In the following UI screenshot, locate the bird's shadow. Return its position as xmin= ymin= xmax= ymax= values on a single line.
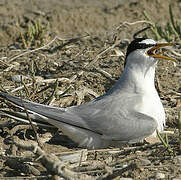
xmin=48 ymin=133 xmax=78 ymax=149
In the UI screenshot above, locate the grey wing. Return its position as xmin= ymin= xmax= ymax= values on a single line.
xmin=0 ymin=92 xmax=157 ymax=142
xmin=72 ymin=97 xmax=158 ymax=142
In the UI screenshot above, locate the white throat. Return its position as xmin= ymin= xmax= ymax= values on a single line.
xmin=120 ymin=51 xmax=157 ymax=94
xmin=124 ymin=61 xmax=156 ymax=94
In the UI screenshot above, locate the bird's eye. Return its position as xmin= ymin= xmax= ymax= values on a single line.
xmin=137 ymin=44 xmax=143 ymax=48
xmin=155 ymin=49 xmax=159 ymax=54
xmin=137 ymin=43 xmax=155 ymax=49
xmin=137 ymin=43 xmax=147 ymax=49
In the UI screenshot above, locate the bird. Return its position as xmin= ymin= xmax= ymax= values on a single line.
xmin=0 ymin=38 xmax=175 ymax=149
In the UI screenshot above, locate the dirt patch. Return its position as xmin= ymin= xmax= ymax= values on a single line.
xmin=0 ymin=0 xmax=181 ymax=179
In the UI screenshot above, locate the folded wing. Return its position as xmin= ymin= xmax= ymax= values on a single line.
xmin=0 ymin=92 xmax=157 ymax=143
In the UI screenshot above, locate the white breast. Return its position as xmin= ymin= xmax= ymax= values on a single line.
xmin=136 ymin=91 xmax=165 ymax=136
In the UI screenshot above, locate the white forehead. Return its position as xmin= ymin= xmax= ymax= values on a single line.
xmin=140 ymin=39 xmax=156 ymax=45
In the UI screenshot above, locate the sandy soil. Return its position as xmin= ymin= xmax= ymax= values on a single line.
xmin=0 ymin=0 xmax=181 ymax=179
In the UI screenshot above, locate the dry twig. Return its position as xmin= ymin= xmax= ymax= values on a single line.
xmin=19 ymin=90 xmax=42 ymax=148
xmin=13 ymin=137 xmax=94 ymax=180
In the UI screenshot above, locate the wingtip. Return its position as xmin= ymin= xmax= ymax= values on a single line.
xmin=0 ymin=91 xmax=20 ymax=105
xmin=0 ymin=91 xmax=8 ymax=98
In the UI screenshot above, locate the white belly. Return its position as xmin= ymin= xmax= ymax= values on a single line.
xmin=135 ymin=92 xmax=165 ymax=136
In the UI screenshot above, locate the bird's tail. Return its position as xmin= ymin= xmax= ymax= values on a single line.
xmin=0 ymin=109 xmax=55 ymax=128
xmin=0 ymin=91 xmax=68 ymax=126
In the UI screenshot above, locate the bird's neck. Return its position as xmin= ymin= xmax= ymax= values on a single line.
xmin=117 ymin=62 xmax=157 ymax=94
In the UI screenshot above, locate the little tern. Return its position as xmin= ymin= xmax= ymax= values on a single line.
xmin=0 ymin=38 xmax=175 ymax=149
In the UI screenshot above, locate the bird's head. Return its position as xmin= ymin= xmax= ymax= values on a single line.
xmin=124 ymin=38 xmax=175 ymax=68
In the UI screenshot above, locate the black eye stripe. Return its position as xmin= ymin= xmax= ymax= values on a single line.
xmin=137 ymin=43 xmax=155 ymax=49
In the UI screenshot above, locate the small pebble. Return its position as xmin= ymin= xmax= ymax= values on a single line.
xmin=11 ymin=75 xmax=24 ymax=83
xmin=175 ymin=73 xmax=181 ymax=77
xmin=12 ymin=62 xmax=20 ymax=66
xmin=56 ymin=90 xmax=64 ymax=96
xmin=174 ymin=155 xmax=181 ymax=164
xmin=155 ymin=172 xmax=165 ymax=179
xmin=35 ymin=76 xmax=44 ymax=82
xmin=139 ymin=158 xmax=151 ymax=166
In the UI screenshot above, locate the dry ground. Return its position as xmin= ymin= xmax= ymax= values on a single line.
xmin=0 ymin=0 xmax=181 ymax=179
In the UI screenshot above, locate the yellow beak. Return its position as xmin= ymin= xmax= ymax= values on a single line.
xmin=147 ymin=43 xmax=176 ymax=61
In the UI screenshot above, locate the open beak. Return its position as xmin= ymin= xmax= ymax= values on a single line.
xmin=147 ymin=43 xmax=176 ymax=61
